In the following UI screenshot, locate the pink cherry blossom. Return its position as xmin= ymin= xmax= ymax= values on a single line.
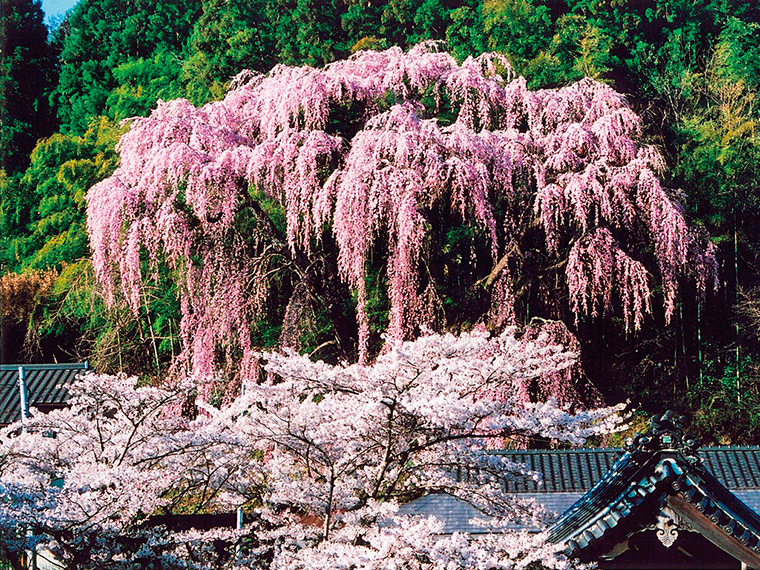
xmin=0 ymin=329 xmax=624 ymax=569
xmin=87 ymin=42 xmax=715 ymax=377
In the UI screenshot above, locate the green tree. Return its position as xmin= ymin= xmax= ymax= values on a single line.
xmin=269 ymin=0 xmax=346 ymax=66
xmin=527 ymin=15 xmax=612 ymax=88
xmin=342 ymin=0 xmax=385 ymax=51
xmin=563 ymin=0 xmax=760 ymax=126
xmin=0 ymin=0 xmax=56 ymax=172
xmin=0 ymin=119 xmax=120 ymax=272
xmin=482 ymin=0 xmax=553 ymax=71
xmin=673 ymin=19 xmax=760 ymax=442
xmin=0 ymin=120 xmax=181 ymax=372
xmin=53 ymin=0 xmax=201 ymax=134
xmin=446 ymin=5 xmax=486 ymax=63
xmin=30 ymin=258 xmax=183 ymax=377
xmin=482 ymin=2 xmax=613 ymax=89
xmin=182 ymin=0 xmax=276 ymax=105
xmin=106 ymin=51 xmax=184 ymax=120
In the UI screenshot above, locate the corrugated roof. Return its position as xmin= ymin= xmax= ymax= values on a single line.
xmin=0 ymin=363 xmax=89 ymax=425
xmin=485 ymin=447 xmax=760 ymax=493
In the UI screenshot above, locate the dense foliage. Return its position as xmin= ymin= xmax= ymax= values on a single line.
xmin=0 ymin=330 xmax=624 ymax=569
xmin=3 ymin=0 xmax=760 ymax=443
xmin=52 ymin=0 xmax=201 ymax=134
xmin=0 ymin=0 xmax=56 ymax=173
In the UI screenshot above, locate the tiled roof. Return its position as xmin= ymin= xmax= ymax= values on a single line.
xmin=546 ymin=412 xmax=760 ymax=568
xmin=396 ymin=492 xmax=585 ymax=533
xmin=398 ymin=446 xmax=760 ymax=537
xmin=485 ymin=447 xmax=760 ymax=493
xmin=735 ymin=491 xmax=760 ymax=516
xmin=701 ymin=448 xmax=760 ymax=489
xmin=397 ymin=488 xmax=760 ymax=535
xmin=397 ymin=493 xmax=512 ymax=534
xmin=0 ymin=363 xmax=89 ymax=425
xmin=491 ymin=449 xmax=622 ymax=493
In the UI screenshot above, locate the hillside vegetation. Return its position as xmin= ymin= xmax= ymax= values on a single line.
xmin=3 ymin=0 xmax=760 ymax=443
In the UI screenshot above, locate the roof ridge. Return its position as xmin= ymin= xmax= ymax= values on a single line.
xmin=0 ymin=363 xmax=88 ymax=371
xmin=491 ymin=446 xmax=760 ymax=454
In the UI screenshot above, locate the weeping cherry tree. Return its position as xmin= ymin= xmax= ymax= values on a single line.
xmin=86 ymin=43 xmax=717 ymax=381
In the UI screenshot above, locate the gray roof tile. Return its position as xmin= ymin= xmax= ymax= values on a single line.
xmin=396 ymin=492 xmax=585 ymax=534
xmin=485 ymin=448 xmax=760 ymax=493
xmin=735 ymin=491 xmax=760 ymax=515
xmin=0 ymin=364 xmax=89 ymax=425
xmin=402 ymin=448 xmax=760 ymax=537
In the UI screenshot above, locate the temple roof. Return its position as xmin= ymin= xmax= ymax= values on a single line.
xmin=489 ymin=446 xmax=760 ymax=493
xmin=399 ymin=450 xmax=760 ymax=537
xmin=399 ymin=413 xmax=760 ymax=570
xmin=546 ymin=411 xmax=760 ymax=568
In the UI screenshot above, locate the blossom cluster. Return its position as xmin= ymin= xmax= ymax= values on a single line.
xmin=0 ymin=329 xmax=625 ymax=569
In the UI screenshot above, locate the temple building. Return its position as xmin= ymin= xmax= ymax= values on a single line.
xmin=547 ymin=412 xmax=760 ymax=569
xmin=399 ymin=412 xmax=760 ymax=569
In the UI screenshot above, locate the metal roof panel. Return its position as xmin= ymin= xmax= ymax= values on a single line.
xmin=0 ymin=364 xmax=88 ymax=425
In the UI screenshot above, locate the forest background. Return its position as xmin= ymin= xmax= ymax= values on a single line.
xmin=2 ymin=0 xmax=760 ymax=444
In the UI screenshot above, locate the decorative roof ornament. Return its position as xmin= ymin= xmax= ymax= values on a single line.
xmin=623 ymin=409 xmax=701 ymax=465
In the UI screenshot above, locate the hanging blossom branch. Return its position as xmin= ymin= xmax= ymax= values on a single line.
xmin=87 ymin=42 xmax=717 ymax=375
